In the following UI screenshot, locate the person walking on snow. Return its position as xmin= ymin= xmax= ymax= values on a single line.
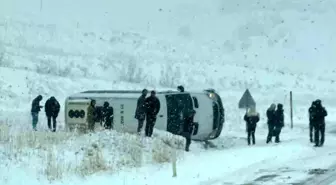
xmin=87 ymin=99 xmax=96 ymax=132
xmin=144 ymin=90 xmax=160 ymax=137
xmin=102 ymin=101 xmax=114 ymax=129
xmin=266 ymin=103 xmax=276 ymax=143
xmin=44 ymin=96 xmax=60 ymax=132
xmin=177 ymin=85 xmax=185 ymax=92
xmin=308 ymin=101 xmax=316 ymax=143
xmin=31 ymin=95 xmax=43 ymax=131
xmin=311 ymin=99 xmax=327 ymax=147
xmin=135 ymin=89 xmax=148 ymax=133
xmin=274 ymin=103 xmax=284 ymax=143
xmin=182 ymin=109 xmax=196 ymax=151
xmin=244 ymin=107 xmax=260 ymax=145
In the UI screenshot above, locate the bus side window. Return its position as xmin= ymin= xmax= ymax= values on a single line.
xmin=192 ymin=97 xmax=199 ymax=108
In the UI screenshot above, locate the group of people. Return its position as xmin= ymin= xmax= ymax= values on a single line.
xmin=31 ymin=90 xmax=328 ymax=151
xmin=75 ymin=87 xmax=194 ymax=151
xmin=31 ymin=95 xmax=60 ymax=131
xmin=84 ymin=89 xmax=162 ymax=138
xmin=86 ymin=100 xmax=114 ymax=131
xmin=135 ymin=86 xmax=196 ymax=151
xmin=308 ymin=99 xmax=328 ymax=147
xmin=243 ymin=99 xmax=328 ymax=147
xmin=134 ymin=89 xmax=161 ymax=137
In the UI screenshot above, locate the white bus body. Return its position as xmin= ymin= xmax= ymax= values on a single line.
xmin=64 ymin=89 xmax=224 ymax=141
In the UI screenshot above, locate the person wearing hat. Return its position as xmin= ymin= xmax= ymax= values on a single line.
xmin=135 ymin=89 xmax=148 ymax=133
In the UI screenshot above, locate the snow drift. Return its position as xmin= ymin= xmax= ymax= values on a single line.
xmin=0 ymin=123 xmax=187 ymax=181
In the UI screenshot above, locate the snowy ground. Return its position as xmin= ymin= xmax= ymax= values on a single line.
xmin=2 ymin=122 xmax=336 ymax=185
xmin=1 ymin=0 xmax=336 ymax=184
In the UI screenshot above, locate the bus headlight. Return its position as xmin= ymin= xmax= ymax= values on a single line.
xmin=208 ymin=93 xmax=215 ymax=99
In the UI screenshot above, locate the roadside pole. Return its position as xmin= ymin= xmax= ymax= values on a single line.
xmin=172 ymin=149 xmax=177 ymax=177
xmin=290 ymin=91 xmax=293 ymax=129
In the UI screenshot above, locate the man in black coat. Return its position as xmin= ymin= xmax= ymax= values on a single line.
xmin=308 ymin=101 xmax=316 ymax=143
xmin=31 ymin=95 xmax=43 ymax=131
xmin=135 ymin=89 xmax=148 ymax=133
xmin=266 ymin=103 xmax=276 ymax=143
xmin=144 ymin=90 xmax=160 ymax=137
xmin=44 ymin=96 xmax=60 ymax=132
xmin=274 ymin=103 xmax=284 ymax=143
xmin=311 ymin=99 xmax=327 ymax=147
xmin=183 ymin=110 xmax=196 ymax=151
xmin=102 ymin=101 xmax=114 ymax=129
xmin=244 ymin=107 xmax=260 ymax=145
xmin=177 ymin=85 xmax=185 ymax=92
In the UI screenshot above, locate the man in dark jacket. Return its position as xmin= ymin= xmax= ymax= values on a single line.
xmin=135 ymin=89 xmax=148 ymax=133
xmin=312 ymin=99 xmax=327 ymax=147
xmin=274 ymin=103 xmax=284 ymax=143
xmin=266 ymin=103 xmax=276 ymax=143
xmin=244 ymin=107 xmax=260 ymax=145
xmin=177 ymin=85 xmax=185 ymax=92
xmin=183 ymin=110 xmax=196 ymax=151
xmin=31 ymin=95 xmax=43 ymax=131
xmin=87 ymin=99 xmax=96 ymax=131
xmin=44 ymin=96 xmax=60 ymax=132
xmin=102 ymin=101 xmax=114 ymax=129
xmin=94 ymin=106 xmax=103 ymax=126
xmin=144 ymin=90 xmax=160 ymax=137
xmin=308 ymin=101 xmax=316 ymax=143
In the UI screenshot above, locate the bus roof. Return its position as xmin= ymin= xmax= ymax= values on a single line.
xmin=80 ymin=90 xmax=185 ymax=94
xmin=80 ymin=88 xmax=216 ymax=94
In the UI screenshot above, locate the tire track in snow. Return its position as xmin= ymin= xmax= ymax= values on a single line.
xmin=198 ymin=140 xmax=336 ymax=185
xmin=299 ymin=128 xmax=336 ymax=185
xmin=299 ymin=163 xmax=336 ymax=185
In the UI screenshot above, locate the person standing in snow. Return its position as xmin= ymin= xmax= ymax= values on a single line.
xmin=44 ymin=96 xmax=60 ymax=132
xmin=31 ymin=95 xmax=43 ymax=131
xmin=182 ymin=109 xmax=196 ymax=151
xmin=144 ymin=90 xmax=160 ymax=137
xmin=135 ymin=89 xmax=148 ymax=133
xmin=266 ymin=103 xmax=276 ymax=143
xmin=94 ymin=106 xmax=104 ymax=126
xmin=87 ymin=99 xmax=96 ymax=132
xmin=244 ymin=107 xmax=260 ymax=145
xmin=274 ymin=103 xmax=284 ymax=143
xmin=311 ymin=99 xmax=327 ymax=147
xmin=102 ymin=101 xmax=114 ymax=129
xmin=177 ymin=85 xmax=185 ymax=92
xmin=308 ymin=101 xmax=316 ymax=143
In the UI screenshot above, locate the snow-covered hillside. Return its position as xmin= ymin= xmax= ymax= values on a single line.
xmin=1 ymin=0 xmax=336 ymax=184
